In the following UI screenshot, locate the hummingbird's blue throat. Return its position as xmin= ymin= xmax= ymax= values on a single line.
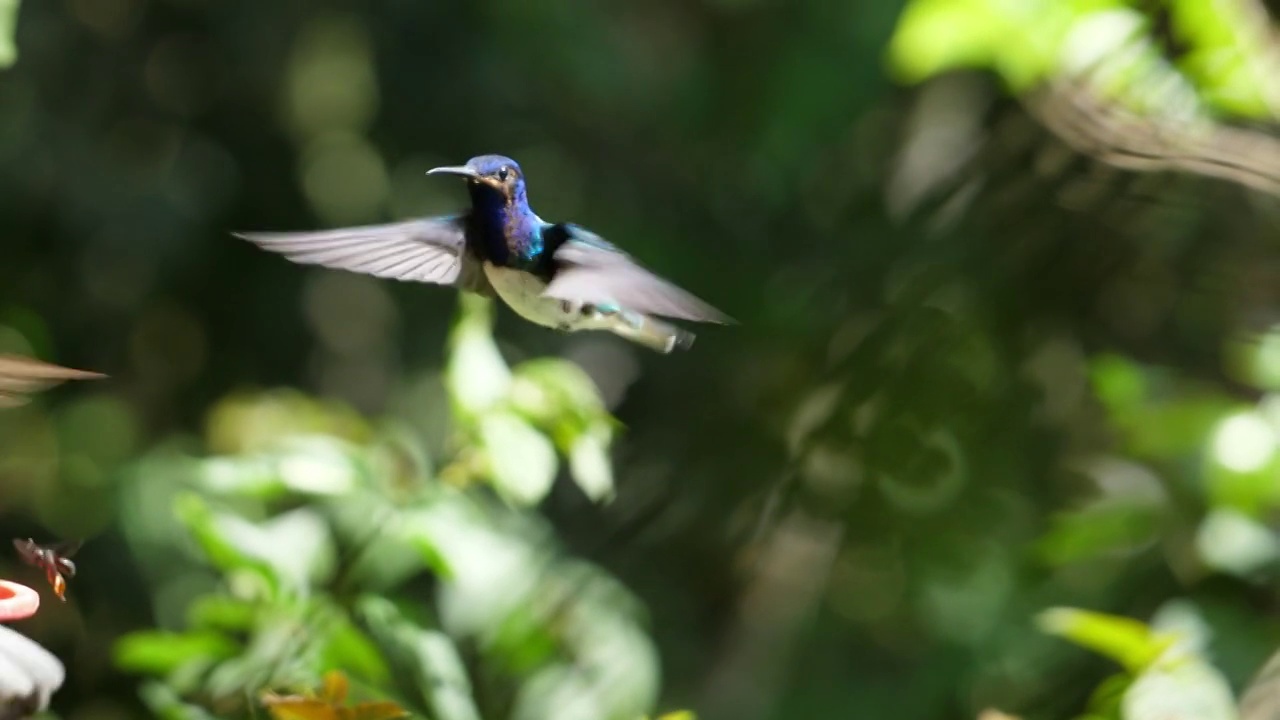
xmin=468 ymin=180 xmax=544 ymax=267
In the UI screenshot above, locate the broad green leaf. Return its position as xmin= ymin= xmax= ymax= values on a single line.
xmin=139 ymin=681 xmax=222 ymax=720
xmin=446 ymin=295 xmax=511 ymax=416
xmin=568 ymin=424 xmax=615 ymax=502
xmin=319 ymin=615 xmax=391 ymax=686
xmin=1036 ymin=501 xmax=1162 ymax=566
xmin=273 ymin=436 xmax=363 ymax=495
xmin=173 ymin=493 xmax=278 ymax=589
xmin=186 ymin=595 xmax=258 ymax=632
xmin=114 ymin=630 xmax=239 ymax=674
xmin=199 ymin=456 xmax=287 ymax=498
xmin=175 ymin=495 xmax=337 ymax=592
xmin=358 ymin=596 xmax=483 ymax=720
xmin=510 ymin=358 xmax=607 ymax=427
xmin=479 ymin=412 xmax=557 ymax=505
xmin=1037 ymin=607 xmax=1172 ymax=672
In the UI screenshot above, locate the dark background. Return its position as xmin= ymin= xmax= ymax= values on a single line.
xmin=4 ymin=1 xmax=1280 ymax=719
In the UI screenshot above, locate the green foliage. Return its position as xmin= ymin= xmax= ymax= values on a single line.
xmin=0 ymin=0 xmax=18 ymax=69
xmin=112 ymin=298 xmax=654 ymax=720
xmin=1040 ymin=604 xmax=1239 ymax=720
xmin=889 ymin=0 xmax=1279 ymax=119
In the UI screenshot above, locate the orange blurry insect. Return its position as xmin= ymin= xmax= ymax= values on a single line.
xmin=13 ymin=539 xmax=81 ymax=602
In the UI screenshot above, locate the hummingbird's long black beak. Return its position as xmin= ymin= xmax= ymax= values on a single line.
xmin=426 ymin=165 xmax=480 ymax=179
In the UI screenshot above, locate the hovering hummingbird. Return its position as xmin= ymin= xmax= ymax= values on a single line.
xmin=235 ymin=154 xmax=732 ymax=353
xmin=0 ymin=355 xmax=105 ymax=408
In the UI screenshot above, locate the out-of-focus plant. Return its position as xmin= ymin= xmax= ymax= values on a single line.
xmin=1039 ymin=603 xmax=1239 ymax=720
xmin=0 ymin=0 xmax=19 ymax=70
xmin=889 ymin=0 xmax=1279 ymax=119
xmin=112 ymin=295 xmax=657 ymax=720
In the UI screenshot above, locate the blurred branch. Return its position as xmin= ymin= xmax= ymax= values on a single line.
xmin=1028 ymin=79 xmax=1280 ymax=198
xmin=0 ymin=355 xmax=106 ymax=408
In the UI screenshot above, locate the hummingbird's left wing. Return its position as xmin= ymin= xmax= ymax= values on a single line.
xmin=0 ymin=356 xmax=105 ymax=408
xmin=542 ymin=224 xmax=734 ymax=324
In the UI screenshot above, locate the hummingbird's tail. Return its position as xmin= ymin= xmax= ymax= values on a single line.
xmin=605 ymin=312 xmax=696 ymax=353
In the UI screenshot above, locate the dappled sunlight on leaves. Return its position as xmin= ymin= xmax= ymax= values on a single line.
xmin=112 ymin=297 xmax=652 ymax=720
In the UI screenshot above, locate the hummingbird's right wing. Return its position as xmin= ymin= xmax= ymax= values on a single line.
xmin=542 ymin=224 xmax=733 ymax=324
xmin=0 ymin=356 xmax=105 ymax=408
xmin=234 ymin=216 xmax=493 ymax=295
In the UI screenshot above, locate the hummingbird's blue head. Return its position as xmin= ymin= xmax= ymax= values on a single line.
xmin=427 ymin=155 xmax=525 ymax=205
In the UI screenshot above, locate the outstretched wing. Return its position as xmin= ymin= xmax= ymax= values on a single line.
xmin=235 ymin=216 xmax=492 ymax=294
xmin=0 ymin=356 xmax=105 ymax=408
xmin=542 ymin=224 xmax=733 ymax=324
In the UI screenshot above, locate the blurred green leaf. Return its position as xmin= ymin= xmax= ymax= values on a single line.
xmin=138 ymin=681 xmax=223 ymax=720
xmin=0 ymin=0 xmax=18 ymax=69
xmin=176 ymin=495 xmax=337 ymax=592
xmin=358 ymin=596 xmax=483 ymax=720
xmin=1036 ymin=501 xmax=1163 ymax=565
xmin=115 ymin=630 xmax=239 ymax=675
xmin=1037 ymin=607 xmax=1172 ymax=673
xmin=186 ymin=595 xmax=258 ymax=632
xmin=480 ymin=412 xmax=558 ymax=505
xmin=447 ymin=295 xmax=511 ymax=417
xmin=319 ymin=613 xmax=391 ymax=687
xmin=174 ymin=493 xmax=279 ymax=590
xmin=510 ymin=358 xmax=608 ymax=429
xmin=568 ymin=424 xmax=615 ymax=502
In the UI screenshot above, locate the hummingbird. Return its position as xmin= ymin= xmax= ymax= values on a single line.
xmin=235 ymin=154 xmax=731 ymax=352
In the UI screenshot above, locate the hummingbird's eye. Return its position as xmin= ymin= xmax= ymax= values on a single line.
xmin=497 ymin=167 xmax=510 ymax=182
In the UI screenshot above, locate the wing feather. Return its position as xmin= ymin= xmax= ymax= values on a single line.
xmin=0 ymin=356 xmax=105 ymax=408
xmin=543 ymin=224 xmax=733 ymax=324
xmin=234 ymin=216 xmax=483 ymax=291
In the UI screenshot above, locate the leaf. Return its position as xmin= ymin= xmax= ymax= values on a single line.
xmin=0 ymin=0 xmax=21 ymax=69
xmin=1035 ymin=501 xmax=1162 ymax=565
xmin=262 ymin=696 xmax=339 ymax=720
xmin=1124 ymin=655 xmax=1239 ymax=720
xmin=319 ymin=616 xmax=391 ymax=686
xmin=446 ymin=294 xmax=511 ymax=416
xmin=358 ymin=596 xmax=483 ymax=720
xmin=139 ymin=681 xmax=222 ymax=720
xmin=186 ymin=595 xmax=258 ymax=632
xmin=479 ymin=412 xmax=557 ymax=505
xmin=114 ymin=630 xmax=239 ymax=674
xmin=510 ymin=359 xmax=607 ymax=427
xmin=568 ymin=424 xmax=615 ymax=502
xmin=1037 ymin=607 xmax=1172 ymax=673
xmin=173 ymin=493 xmax=278 ymax=587
xmin=177 ymin=496 xmax=337 ymax=592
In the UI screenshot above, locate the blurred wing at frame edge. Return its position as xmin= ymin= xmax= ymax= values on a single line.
xmin=0 ymin=355 xmax=106 ymax=409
